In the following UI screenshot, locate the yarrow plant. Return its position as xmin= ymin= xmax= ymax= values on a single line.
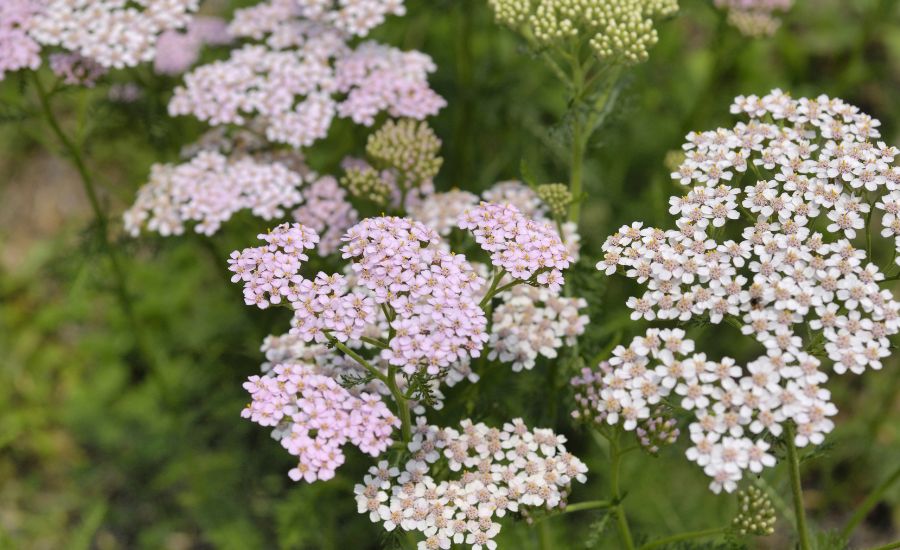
xmin=593 ymin=89 xmax=900 ymax=546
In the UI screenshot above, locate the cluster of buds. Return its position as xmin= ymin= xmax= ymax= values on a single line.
xmin=343 ymin=120 xmax=443 ymax=210
xmin=635 ymin=413 xmax=680 ymax=455
xmin=537 ymin=183 xmax=573 ymax=219
xmin=732 ymin=486 xmax=777 ymax=536
xmin=488 ymin=0 xmax=678 ymax=65
xmin=715 ymin=0 xmax=793 ymax=37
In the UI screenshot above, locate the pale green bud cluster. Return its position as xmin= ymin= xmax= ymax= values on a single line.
xmin=537 ymin=183 xmax=573 ymax=219
xmin=366 ymin=119 xmax=443 ymax=189
xmin=732 ymin=486 xmax=776 ymax=536
xmin=488 ymin=0 xmax=678 ymax=65
xmin=343 ymin=166 xmax=394 ymax=206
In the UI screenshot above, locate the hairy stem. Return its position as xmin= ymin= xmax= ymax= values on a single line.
xmin=638 ymin=527 xmax=727 ymax=550
xmin=785 ymin=423 xmax=813 ymax=550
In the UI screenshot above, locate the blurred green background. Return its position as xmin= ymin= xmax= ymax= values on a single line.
xmin=1 ymin=0 xmax=898 ymax=548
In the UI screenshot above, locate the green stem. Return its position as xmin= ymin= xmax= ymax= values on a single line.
xmin=478 ymin=269 xmax=507 ymax=308
xmin=360 ymin=336 xmax=390 ymax=350
xmin=869 ymin=541 xmax=900 ymax=550
xmin=638 ymin=527 xmax=727 ymax=550
xmin=386 ymin=366 xmax=412 ymax=443
xmin=785 ymin=423 xmax=813 ymax=550
xmin=325 ymin=335 xmax=411 ymax=443
xmin=568 ymin=124 xmax=585 ymax=223
xmin=609 ymin=430 xmax=636 ymax=550
xmin=842 ymin=464 xmax=900 ymax=540
xmin=30 ymin=71 xmax=154 ymax=378
xmin=325 ymin=335 xmax=389 ymax=384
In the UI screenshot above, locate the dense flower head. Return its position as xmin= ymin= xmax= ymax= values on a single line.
xmin=715 ymin=0 xmax=793 ymax=37
xmin=48 ymin=53 xmax=106 ymax=87
xmin=169 ymin=39 xmax=442 ymax=149
xmin=124 ymin=151 xmax=304 ymax=237
xmin=536 ymin=183 xmax=573 ymax=219
xmin=482 ymin=180 xmax=547 ymax=218
xmin=355 ymin=419 xmax=587 ymax=549
xmin=489 ymin=285 xmax=588 ymax=371
xmin=28 ymin=0 xmax=199 ymax=69
xmin=292 ymin=176 xmax=358 ymax=255
xmin=575 ymin=328 xmax=835 ymax=493
xmin=242 ymin=360 xmax=399 ymax=482
xmin=340 ymin=217 xmax=489 ymax=375
xmin=334 ymin=42 xmax=446 ymax=126
xmin=732 ymin=486 xmax=777 ymax=535
xmin=344 ymin=119 xmax=443 ymax=209
xmin=459 ymin=202 xmax=573 ymax=292
xmin=0 ymin=0 xmax=42 ymax=80
xmin=599 ymin=90 xmax=900 ymax=377
xmin=154 ymin=16 xmax=231 ymax=75
xmin=228 ymin=222 xmax=322 ymax=309
xmin=488 ymin=0 xmax=678 ymax=65
xmin=231 ymin=0 xmax=405 ymax=40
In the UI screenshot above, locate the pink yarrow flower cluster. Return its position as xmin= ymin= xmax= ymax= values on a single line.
xmin=575 ymin=328 xmax=833 ymax=493
xmin=341 ymin=217 xmax=489 ymax=375
xmin=0 ymin=0 xmax=41 ymax=80
xmin=459 ymin=202 xmax=572 ymax=292
xmin=355 ymin=419 xmax=587 ymax=550
xmin=124 ymin=151 xmax=304 ymax=237
xmin=231 ymin=0 xmax=405 ymax=39
xmin=230 ymin=218 xmax=489 ymax=377
xmin=411 ymin=182 xmax=588 ymax=372
xmin=599 ymin=90 xmax=900 ymax=377
xmin=28 ymin=0 xmax=199 ymax=69
xmin=228 ymin=222 xmax=323 ymax=309
xmin=243 ymin=360 xmax=398 ymax=482
xmin=169 ymin=4 xmax=443 ymax=150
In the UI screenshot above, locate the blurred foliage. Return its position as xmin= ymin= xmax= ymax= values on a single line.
xmin=1 ymin=0 xmax=899 ymax=548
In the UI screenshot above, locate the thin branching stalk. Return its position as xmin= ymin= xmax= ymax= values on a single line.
xmin=30 ymin=71 xmax=156 ymax=379
xmin=785 ymin=422 xmax=813 ymax=550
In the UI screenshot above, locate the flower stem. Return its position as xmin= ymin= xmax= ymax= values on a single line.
xmin=30 ymin=71 xmax=155 ymax=379
xmin=638 ymin=527 xmax=727 ymax=550
xmin=325 ymin=334 xmax=412 ymax=444
xmin=869 ymin=541 xmax=900 ymax=550
xmin=842 ymin=463 xmax=900 ymax=541
xmin=608 ymin=430 xmax=636 ymax=550
xmin=785 ymin=423 xmax=813 ymax=550
xmin=386 ymin=366 xmax=412 ymax=443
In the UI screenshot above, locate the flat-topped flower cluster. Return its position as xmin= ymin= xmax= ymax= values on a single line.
xmin=243 ymin=360 xmax=399 ymax=482
xmin=1 ymin=0 xmax=200 ymax=79
xmin=169 ymin=1 xmax=443 ymax=149
xmin=355 ymin=419 xmax=587 ymax=550
xmin=599 ymin=90 xmax=900 ymax=377
xmin=573 ymin=328 xmax=833 ymax=493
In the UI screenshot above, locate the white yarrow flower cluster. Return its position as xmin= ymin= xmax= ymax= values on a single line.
xmin=588 ymin=328 xmax=834 ymax=493
xmin=124 ymin=151 xmax=304 ymax=237
xmin=355 ymin=419 xmax=587 ymax=550
xmin=490 ymin=285 xmax=589 ymax=372
xmin=600 ymin=90 xmax=900 ymax=377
